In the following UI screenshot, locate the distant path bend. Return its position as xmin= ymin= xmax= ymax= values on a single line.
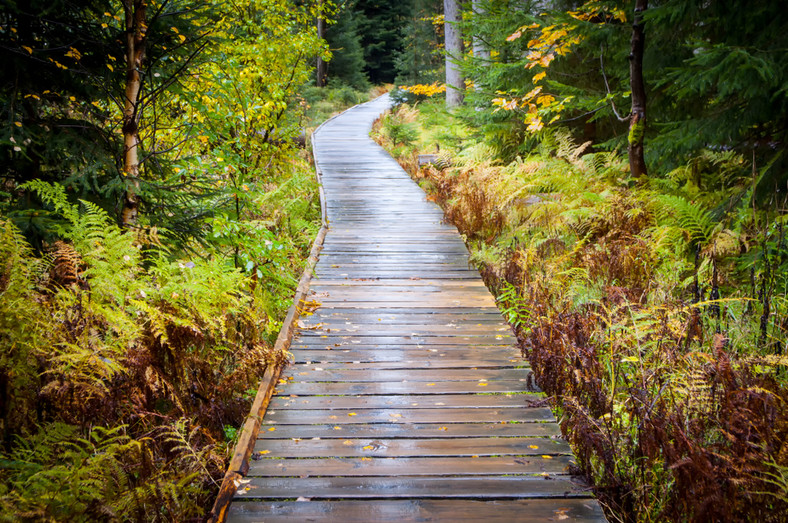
xmin=226 ymin=95 xmax=607 ymax=522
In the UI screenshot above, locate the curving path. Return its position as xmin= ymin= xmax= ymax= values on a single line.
xmin=225 ymin=95 xmax=606 ymax=521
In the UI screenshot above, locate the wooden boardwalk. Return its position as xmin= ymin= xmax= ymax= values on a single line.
xmin=226 ymin=96 xmax=606 ymax=521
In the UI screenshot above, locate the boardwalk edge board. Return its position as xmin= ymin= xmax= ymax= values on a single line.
xmin=207 ymin=98 xmax=361 ymax=523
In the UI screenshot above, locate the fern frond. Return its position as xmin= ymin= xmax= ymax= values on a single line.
xmin=655 ymin=195 xmax=717 ymax=246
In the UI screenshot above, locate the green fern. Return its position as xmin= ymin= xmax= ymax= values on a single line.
xmin=655 ymin=194 xmax=717 ymax=246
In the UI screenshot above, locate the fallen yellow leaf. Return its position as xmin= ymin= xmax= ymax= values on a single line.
xmin=542 ymin=455 xmax=553 ymax=459
xmin=348 ymin=412 xmax=357 ymax=417
xmin=362 ymin=445 xmax=374 ymax=450
xmin=267 ymin=427 xmax=276 ymax=432
xmin=529 ymin=445 xmax=539 ymax=449
xmin=333 ymin=426 xmax=341 ymax=430
xmin=258 ymin=450 xmax=270 ymax=455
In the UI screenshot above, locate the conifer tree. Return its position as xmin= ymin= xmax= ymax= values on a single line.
xmin=325 ymin=0 xmax=369 ymax=89
xmin=355 ymin=0 xmax=413 ymax=84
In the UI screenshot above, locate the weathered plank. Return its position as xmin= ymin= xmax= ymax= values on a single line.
xmin=251 ymin=437 xmax=571 ymax=458
xmin=233 ymin=476 xmax=591 ymax=500
xmin=248 ymin=455 xmax=575 ymax=476
xmin=227 ymin=500 xmax=605 ymax=522
xmin=264 ymin=407 xmax=554 ymax=424
xmin=281 ymin=368 xmax=527 ymax=383
xmin=269 ymin=393 xmax=542 ymax=410
xmin=251 ymin=422 xmax=561 ymax=439
xmin=276 ymin=379 xmax=541 ymax=396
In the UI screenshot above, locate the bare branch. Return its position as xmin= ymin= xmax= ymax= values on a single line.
xmin=600 ymin=43 xmax=630 ymax=122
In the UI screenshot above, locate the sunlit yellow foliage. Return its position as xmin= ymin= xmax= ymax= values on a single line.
xmin=568 ymin=1 xmax=627 ymax=23
xmin=400 ymin=82 xmax=447 ymax=97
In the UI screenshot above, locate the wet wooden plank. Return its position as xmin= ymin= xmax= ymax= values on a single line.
xmin=264 ymin=407 xmax=554 ymax=425
xmin=313 ymin=271 xmax=483 ymax=280
xmin=248 ymin=455 xmax=575 ymax=476
xmin=233 ymin=476 xmax=591 ymax=500
xmin=291 ymin=336 xmax=515 ymax=347
xmin=297 ymin=325 xmax=512 ymax=337
xmin=282 ymin=368 xmax=527 ymax=382
xmin=304 ymin=311 xmax=506 ymax=323
xmin=227 ymin=499 xmax=605 ymax=522
xmin=276 ymin=380 xmax=541 ymax=396
xmin=289 ymin=349 xmax=519 ymax=363
xmin=252 ymin=437 xmax=571 ymax=458
xmin=270 ymin=393 xmax=541 ymax=410
xmin=284 ymin=359 xmax=518 ymax=370
xmin=254 ymin=422 xmax=561 ymax=439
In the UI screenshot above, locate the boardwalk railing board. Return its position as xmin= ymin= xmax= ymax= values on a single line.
xmin=221 ymin=95 xmax=607 ymax=522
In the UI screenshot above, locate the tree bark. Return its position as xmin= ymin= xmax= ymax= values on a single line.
xmin=121 ymin=0 xmax=147 ymax=227
xmin=628 ymin=0 xmax=648 ymax=178
xmin=316 ymin=0 xmax=327 ymax=87
xmin=443 ymin=0 xmax=464 ymax=107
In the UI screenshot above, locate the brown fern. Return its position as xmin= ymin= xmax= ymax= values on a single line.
xmin=49 ymin=241 xmax=84 ymax=288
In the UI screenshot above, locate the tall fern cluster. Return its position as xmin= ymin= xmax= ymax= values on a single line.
xmin=0 ymin=177 xmax=315 ymax=520
xmin=375 ymin=101 xmax=788 ymax=521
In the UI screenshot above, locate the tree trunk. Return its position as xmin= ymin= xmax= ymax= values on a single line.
xmin=316 ymin=0 xmax=327 ymax=87
xmin=628 ymin=0 xmax=648 ymax=178
xmin=443 ymin=0 xmax=464 ymax=107
xmin=121 ymin=0 xmax=146 ymax=227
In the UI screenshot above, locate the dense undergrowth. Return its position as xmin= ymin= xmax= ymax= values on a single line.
xmin=374 ymin=101 xmax=788 ymax=522
xmin=0 ymin=161 xmax=319 ymax=520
